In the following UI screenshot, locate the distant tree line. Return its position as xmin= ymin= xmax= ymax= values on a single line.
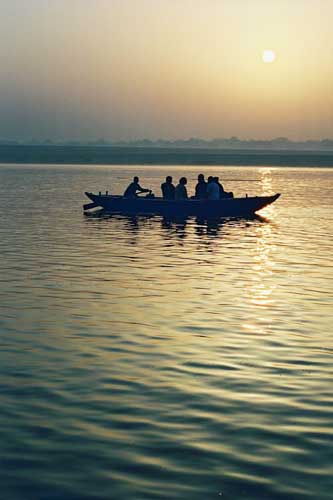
xmin=1 ymin=137 xmax=333 ymax=150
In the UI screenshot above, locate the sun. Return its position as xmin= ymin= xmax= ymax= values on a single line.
xmin=262 ymin=50 xmax=276 ymax=63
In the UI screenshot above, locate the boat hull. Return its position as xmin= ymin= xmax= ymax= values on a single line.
xmin=84 ymin=193 xmax=280 ymax=217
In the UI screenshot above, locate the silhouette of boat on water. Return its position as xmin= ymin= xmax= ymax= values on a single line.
xmin=84 ymin=192 xmax=280 ymax=217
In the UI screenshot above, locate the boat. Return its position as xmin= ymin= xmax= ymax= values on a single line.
xmin=83 ymin=192 xmax=280 ymax=217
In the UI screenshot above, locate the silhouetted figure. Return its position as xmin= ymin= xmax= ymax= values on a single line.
xmin=206 ymin=176 xmax=220 ymax=200
xmin=195 ymin=174 xmax=207 ymax=199
xmin=175 ymin=177 xmax=188 ymax=200
xmin=123 ymin=176 xmax=150 ymax=198
xmin=214 ymin=177 xmax=225 ymax=198
xmin=214 ymin=176 xmax=234 ymax=199
xmin=161 ymin=176 xmax=176 ymax=200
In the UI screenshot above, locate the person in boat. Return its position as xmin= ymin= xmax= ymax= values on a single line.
xmin=161 ymin=176 xmax=176 ymax=200
xmin=175 ymin=177 xmax=188 ymax=200
xmin=195 ymin=174 xmax=207 ymax=199
xmin=214 ymin=176 xmax=234 ymax=199
xmin=214 ymin=177 xmax=226 ymax=198
xmin=206 ymin=176 xmax=220 ymax=200
xmin=123 ymin=176 xmax=151 ymax=198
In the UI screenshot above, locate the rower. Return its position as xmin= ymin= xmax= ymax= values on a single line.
xmin=123 ymin=176 xmax=151 ymax=198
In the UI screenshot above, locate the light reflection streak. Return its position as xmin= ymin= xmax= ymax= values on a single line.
xmin=243 ymin=169 xmax=277 ymax=335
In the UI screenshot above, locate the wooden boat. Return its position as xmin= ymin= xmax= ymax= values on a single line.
xmin=83 ymin=192 xmax=280 ymax=217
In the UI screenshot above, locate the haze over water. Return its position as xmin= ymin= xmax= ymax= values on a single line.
xmin=0 ymin=164 xmax=332 ymax=499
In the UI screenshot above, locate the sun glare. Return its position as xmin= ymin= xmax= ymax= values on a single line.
xmin=262 ymin=50 xmax=276 ymax=63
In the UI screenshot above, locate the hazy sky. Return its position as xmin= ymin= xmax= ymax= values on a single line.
xmin=1 ymin=0 xmax=332 ymax=141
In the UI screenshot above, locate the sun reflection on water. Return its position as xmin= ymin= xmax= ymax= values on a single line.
xmin=243 ymin=169 xmax=278 ymax=335
xmin=259 ymin=167 xmax=274 ymax=194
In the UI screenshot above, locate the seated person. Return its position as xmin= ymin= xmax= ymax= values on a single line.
xmin=161 ymin=176 xmax=176 ymax=200
xmin=123 ymin=176 xmax=150 ymax=198
xmin=195 ymin=174 xmax=207 ymax=199
xmin=175 ymin=177 xmax=188 ymax=200
xmin=214 ymin=176 xmax=234 ymax=198
xmin=214 ymin=177 xmax=225 ymax=198
xmin=206 ymin=176 xmax=220 ymax=200
xmin=214 ymin=177 xmax=234 ymax=199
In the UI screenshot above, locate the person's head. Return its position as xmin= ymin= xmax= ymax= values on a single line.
xmin=133 ymin=176 xmax=139 ymax=183
xmin=208 ymin=176 xmax=213 ymax=183
xmin=214 ymin=177 xmax=219 ymax=183
xmin=166 ymin=176 xmax=172 ymax=184
xmin=180 ymin=177 xmax=187 ymax=185
xmin=198 ymin=174 xmax=205 ymax=182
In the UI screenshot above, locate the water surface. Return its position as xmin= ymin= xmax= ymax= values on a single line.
xmin=0 ymin=165 xmax=332 ymax=499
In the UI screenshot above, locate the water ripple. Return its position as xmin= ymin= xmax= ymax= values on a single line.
xmin=0 ymin=165 xmax=332 ymax=499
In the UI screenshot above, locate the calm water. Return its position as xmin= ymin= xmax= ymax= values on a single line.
xmin=0 ymin=164 xmax=332 ymax=500
xmin=1 ymin=145 xmax=333 ymax=167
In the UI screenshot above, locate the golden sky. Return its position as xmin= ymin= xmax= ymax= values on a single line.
xmin=1 ymin=0 xmax=333 ymax=141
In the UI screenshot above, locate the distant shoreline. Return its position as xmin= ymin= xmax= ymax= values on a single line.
xmin=0 ymin=145 xmax=333 ymax=167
